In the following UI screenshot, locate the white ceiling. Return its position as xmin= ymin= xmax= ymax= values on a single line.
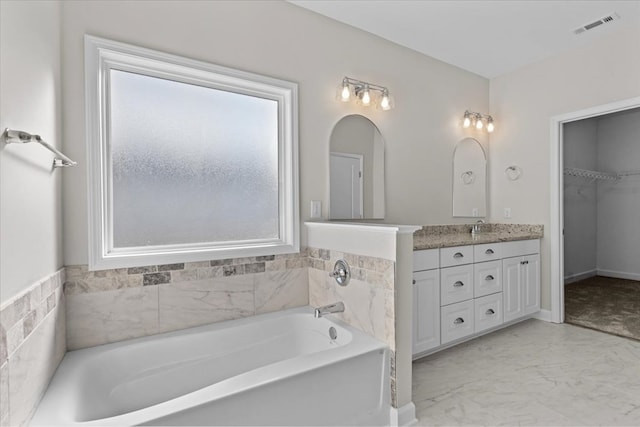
xmin=290 ymin=0 xmax=640 ymax=78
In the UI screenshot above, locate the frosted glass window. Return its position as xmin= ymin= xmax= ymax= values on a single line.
xmin=109 ymin=70 xmax=279 ymax=247
xmin=85 ymin=36 xmax=298 ymax=270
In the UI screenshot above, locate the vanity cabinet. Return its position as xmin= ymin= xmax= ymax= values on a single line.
xmin=412 ymin=249 xmax=440 ymax=354
xmin=413 ymin=239 xmax=540 ymax=358
xmin=503 ymin=254 xmax=540 ymax=322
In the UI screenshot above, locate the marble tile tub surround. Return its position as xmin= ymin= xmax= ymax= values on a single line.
xmin=65 ymin=252 xmax=309 ymax=350
xmin=0 ymin=269 xmax=66 ymax=427
xmin=413 ymin=223 xmax=543 ymax=250
xmin=308 ymin=248 xmax=397 ymax=406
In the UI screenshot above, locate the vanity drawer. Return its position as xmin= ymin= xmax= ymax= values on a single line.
xmin=474 ymin=243 xmax=502 ymax=263
xmin=440 ymin=264 xmax=474 ymax=305
xmin=413 ymin=249 xmax=439 ymax=271
xmin=440 ymin=245 xmax=473 ymax=267
xmin=441 ymin=299 xmax=475 ymax=345
xmin=502 ymin=239 xmax=540 ymax=258
xmin=474 ymin=260 xmax=502 ymax=297
xmin=474 ymin=293 xmax=503 ymax=333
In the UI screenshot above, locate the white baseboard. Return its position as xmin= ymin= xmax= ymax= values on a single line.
xmin=564 ymin=269 xmax=597 ymax=284
xmin=597 ymin=269 xmax=640 ymax=281
xmin=390 ymin=402 xmax=417 ymax=426
xmin=532 ymin=309 xmax=552 ymax=322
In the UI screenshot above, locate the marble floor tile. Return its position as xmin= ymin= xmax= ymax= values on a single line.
xmin=413 ymin=319 xmax=640 ymax=426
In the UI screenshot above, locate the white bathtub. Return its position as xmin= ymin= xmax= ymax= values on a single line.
xmin=31 ymin=307 xmax=390 ymax=426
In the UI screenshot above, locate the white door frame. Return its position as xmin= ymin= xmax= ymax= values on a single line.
xmin=329 ymin=151 xmax=364 ymax=219
xmin=549 ymin=96 xmax=640 ymax=323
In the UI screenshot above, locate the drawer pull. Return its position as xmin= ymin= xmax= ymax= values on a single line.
xmin=453 ymin=281 xmax=464 ymax=287
xmin=485 ymin=249 xmax=495 ymax=255
xmin=520 ymin=260 xmax=529 ymax=265
xmin=485 ymin=275 xmax=495 ymax=281
xmin=485 ymin=309 xmax=495 ymax=315
xmin=453 ymin=252 xmax=464 ymax=259
xmin=453 ymin=317 xmax=465 ymax=325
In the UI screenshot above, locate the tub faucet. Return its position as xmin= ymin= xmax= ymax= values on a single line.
xmin=314 ymin=302 xmax=345 ymax=318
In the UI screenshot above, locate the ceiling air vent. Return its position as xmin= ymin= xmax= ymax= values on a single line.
xmin=573 ymin=13 xmax=620 ymax=35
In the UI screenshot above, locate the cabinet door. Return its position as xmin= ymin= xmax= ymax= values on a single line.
xmin=523 ymin=254 xmax=540 ymax=315
xmin=413 ymin=269 xmax=440 ymax=355
xmin=502 ymin=256 xmax=523 ymax=323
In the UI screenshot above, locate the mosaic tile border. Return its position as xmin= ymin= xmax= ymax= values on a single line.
xmin=0 ymin=269 xmax=65 ymax=365
xmin=307 ymin=247 xmax=395 ymax=290
xmin=65 ymin=250 xmax=310 ymax=295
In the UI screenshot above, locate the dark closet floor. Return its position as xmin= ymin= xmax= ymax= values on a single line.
xmin=565 ymin=275 xmax=640 ymax=341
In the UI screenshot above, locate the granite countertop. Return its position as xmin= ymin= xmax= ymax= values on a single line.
xmin=413 ymin=224 xmax=543 ymax=250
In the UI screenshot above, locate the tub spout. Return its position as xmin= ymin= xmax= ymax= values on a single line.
xmin=314 ymin=302 xmax=345 ymax=318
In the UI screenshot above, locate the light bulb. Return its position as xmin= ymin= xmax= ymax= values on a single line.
xmin=340 ymin=80 xmax=350 ymax=102
xmin=475 ymin=116 xmax=484 ymax=130
xmin=487 ymin=120 xmax=495 ymax=133
xmin=463 ymin=115 xmax=471 ymax=128
xmin=361 ymin=85 xmax=371 ymax=106
xmin=380 ymin=91 xmax=391 ymax=111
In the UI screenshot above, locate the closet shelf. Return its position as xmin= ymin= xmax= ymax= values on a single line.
xmin=564 ymin=167 xmax=620 ymax=181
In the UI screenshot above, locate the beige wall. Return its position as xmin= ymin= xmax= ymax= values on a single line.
xmin=489 ymin=25 xmax=640 ymax=309
xmin=60 ymin=0 xmax=489 ymax=265
xmin=0 ymin=0 xmax=63 ymax=305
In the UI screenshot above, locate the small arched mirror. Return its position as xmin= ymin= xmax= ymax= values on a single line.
xmin=329 ymin=115 xmax=385 ymax=219
xmin=453 ymin=137 xmax=487 ymax=217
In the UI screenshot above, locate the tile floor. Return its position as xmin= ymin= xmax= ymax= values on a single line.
xmin=413 ymin=319 xmax=640 ymax=426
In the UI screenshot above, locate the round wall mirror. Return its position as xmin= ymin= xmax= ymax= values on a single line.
xmin=329 ymin=115 xmax=385 ymax=219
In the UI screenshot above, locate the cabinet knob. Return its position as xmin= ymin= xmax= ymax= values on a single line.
xmin=485 ymin=309 xmax=495 ymax=315
xmin=485 ymin=275 xmax=495 ymax=281
xmin=454 ymin=317 xmax=465 ymax=325
xmin=485 ymin=249 xmax=494 ymax=255
xmin=453 ymin=252 xmax=464 ymax=259
xmin=520 ymin=260 xmax=529 ymax=265
xmin=453 ymin=281 xmax=464 ymax=287
xmin=412 ymin=279 xmax=416 ymax=285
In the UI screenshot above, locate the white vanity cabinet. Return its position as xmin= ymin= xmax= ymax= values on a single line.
xmin=412 ymin=249 xmax=440 ymax=354
xmin=412 ymin=239 xmax=540 ymax=358
xmin=502 ymin=240 xmax=541 ymax=322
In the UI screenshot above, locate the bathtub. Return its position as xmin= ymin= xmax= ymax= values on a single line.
xmin=31 ymin=306 xmax=390 ymax=426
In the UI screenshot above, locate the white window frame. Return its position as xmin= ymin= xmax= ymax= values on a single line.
xmin=85 ymin=35 xmax=299 ymax=270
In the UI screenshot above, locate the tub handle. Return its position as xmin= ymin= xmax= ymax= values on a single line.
xmin=329 ymin=259 xmax=350 ymax=286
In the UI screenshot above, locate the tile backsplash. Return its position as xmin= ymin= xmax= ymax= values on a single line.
xmin=64 ymin=252 xmax=310 ymax=350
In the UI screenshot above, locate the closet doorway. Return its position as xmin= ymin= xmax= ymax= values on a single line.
xmin=561 ymin=107 xmax=640 ymax=340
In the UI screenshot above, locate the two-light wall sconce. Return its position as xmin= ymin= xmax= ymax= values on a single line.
xmin=337 ymin=76 xmax=393 ymax=111
xmin=462 ymin=110 xmax=495 ymax=133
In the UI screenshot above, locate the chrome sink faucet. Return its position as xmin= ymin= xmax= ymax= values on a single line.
xmin=314 ymin=301 xmax=345 ymax=318
xmin=471 ymin=219 xmax=485 ymax=234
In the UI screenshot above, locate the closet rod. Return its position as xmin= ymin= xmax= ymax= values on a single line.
xmin=2 ymin=128 xmax=77 ymax=168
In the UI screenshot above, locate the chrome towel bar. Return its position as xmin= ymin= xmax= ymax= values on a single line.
xmin=2 ymin=128 xmax=77 ymax=168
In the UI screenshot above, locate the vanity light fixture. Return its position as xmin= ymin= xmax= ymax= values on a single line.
xmin=462 ymin=110 xmax=495 ymax=133
xmin=337 ymin=77 xmax=393 ymax=111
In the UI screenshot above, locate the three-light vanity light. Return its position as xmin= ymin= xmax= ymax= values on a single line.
xmin=462 ymin=110 xmax=495 ymax=133
xmin=337 ymin=77 xmax=393 ymax=111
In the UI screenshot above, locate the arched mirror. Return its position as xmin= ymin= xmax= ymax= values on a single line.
xmin=453 ymin=137 xmax=487 ymax=217
xmin=329 ymin=115 xmax=385 ymax=219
